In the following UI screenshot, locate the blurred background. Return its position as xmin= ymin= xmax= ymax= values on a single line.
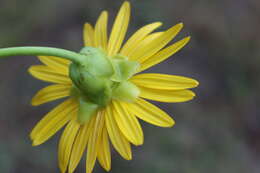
xmin=0 ymin=0 xmax=260 ymax=172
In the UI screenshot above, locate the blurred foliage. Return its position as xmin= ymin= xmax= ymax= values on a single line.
xmin=0 ymin=0 xmax=260 ymax=173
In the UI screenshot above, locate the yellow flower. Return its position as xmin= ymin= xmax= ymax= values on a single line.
xmin=28 ymin=1 xmax=198 ymax=173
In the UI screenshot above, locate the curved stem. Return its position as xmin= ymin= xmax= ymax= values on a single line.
xmin=0 ymin=46 xmax=85 ymax=64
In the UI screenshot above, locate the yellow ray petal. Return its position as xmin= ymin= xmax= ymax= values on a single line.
xmin=140 ymin=36 xmax=190 ymax=72
xmin=112 ymin=101 xmax=143 ymax=146
xmin=97 ymin=125 xmax=111 ymax=171
xmin=105 ymin=105 xmax=132 ymax=160
xmin=38 ymin=56 xmax=70 ymax=74
xmin=31 ymin=84 xmax=71 ymax=106
xmin=86 ymin=111 xmax=105 ymax=173
xmin=58 ymin=118 xmax=80 ymax=173
xmin=131 ymin=73 xmax=198 ymax=90
xmin=83 ymin=23 xmax=95 ymax=47
xmin=68 ymin=117 xmax=95 ymax=173
xmin=128 ymin=23 xmax=183 ymax=63
xmin=107 ymin=1 xmax=130 ymax=56
xmin=120 ymin=22 xmax=162 ymax=56
xmin=123 ymin=31 xmax=163 ymax=61
xmin=138 ymin=86 xmax=195 ymax=103
xmin=28 ymin=65 xmax=71 ymax=84
xmin=31 ymin=99 xmax=77 ymax=145
xmin=94 ymin=11 xmax=108 ymax=50
xmin=30 ymin=98 xmax=75 ymax=139
xmin=126 ymin=98 xmax=175 ymax=127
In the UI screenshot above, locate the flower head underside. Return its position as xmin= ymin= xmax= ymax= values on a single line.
xmin=28 ymin=1 xmax=199 ymax=173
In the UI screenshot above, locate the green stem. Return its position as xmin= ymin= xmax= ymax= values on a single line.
xmin=0 ymin=46 xmax=84 ymax=64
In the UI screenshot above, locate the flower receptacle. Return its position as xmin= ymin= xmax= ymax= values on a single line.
xmin=69 ymin=47 xmax=140 ymax=123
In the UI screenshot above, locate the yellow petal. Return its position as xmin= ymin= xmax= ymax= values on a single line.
xmin=123 ymin=31 xmax=163 ymax=61
xmin=30 ymin=98 xmax=75 ymax=139
xmin=38 ymin=56 xmax=70 ymax=74
xmin=86 ymin=111 xmax=105 ymax=173
xmin=83 ymin=23 xmax=95 ymax=47
xmin=31 ymin=98 xmax=77 ymax=145
xmin=107 ymin=1 xmax=130 ymax=56
xmin=58 ymin=118 xmax=80 ymax=173
xmin=112 ymin=101 xmax=143 ymax=146
xmin=105 ymin=105 xmax=132 ymax=160
xmin=131 ymin=73 xmax=198 ymax=90
xmin=68 ymin=117 xmax=95 ymax=173
xmin=138 ymin=86 xmax=196 ymax=103
xmin=140 ymin=36 xmax=190 ymax=72
xmin=97 ymin=126 xmax=111 ymax=171
xmin=127 ymin=98 xmax=175 ymax=127
xmin=28 ymin=65 xmax=71 ymax=84
xmin=128 ymin=23 xmax=183 ymax=63
xmin=94 ymin=11 xmax=108 ymax=50
xmin=120 ymin=22 xmax=162 ymax=56
xmin=31 ymin=84 xmax=71 ymax=106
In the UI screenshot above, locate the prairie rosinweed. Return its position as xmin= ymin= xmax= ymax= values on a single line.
xmin=26 ymin=1 xmax=199 ymax=173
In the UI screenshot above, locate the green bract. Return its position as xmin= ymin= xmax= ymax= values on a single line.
xmin=69 ymin=47 xmax=140 ymax=123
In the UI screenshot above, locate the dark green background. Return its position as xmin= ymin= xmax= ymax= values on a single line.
xmin=0 ymin=0 xmax=260 ymax=172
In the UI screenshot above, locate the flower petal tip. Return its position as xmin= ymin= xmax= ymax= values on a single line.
xmin=32 ymin=140 xmax=40 ymax=146
xmin=103 ymin=166 xmax=111 ymax=172
xmin=27 ymin=66 xmax=33 ymax=74
xmin=123 ymin=1 xmax=130 ymax=7
xmin=154 ymin=22 xmax=163 ymax=28
xmin=165 ymin=119 xmax=175 ymax=128
xmin=177 ymin=22 xmax=184 ymax=29
xmin=137 ymin=142 xmax=144 ymax=146
xmin=125 ymin=154 xmax=132 ymax=161
xmin=185 ymin=36 xmax=191 ymax=41
xmin=121 ymin=1 xmax=130 ymax=11
xmin=170 ymin=119 xmax=176 ymax=127
xmin=31 ymin=100 xmax=38 ymax=106
xmin=101 ymin=10 xmax=108 ymax=15
xmin=84 ymin=23 xmax=92 ymax=27
xmin=194 ymin=80 xmax=199 ymax=87
xmin=132 ymin=139 xmax=144 ymax=146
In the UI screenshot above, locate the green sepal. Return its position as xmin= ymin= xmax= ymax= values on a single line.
xmin=110 ymin=55 xmax=140 ymax=82
xmin=69 ymin=63 xmax=112 ymax=106
xmin=80 ymin=47 xmax=114 ymax=77
xmin=112 ymin=81 xmax=140 ymax=102
xmin=70 ymin=46 xmax=117 ymax=106
xmin=77 ymin=97 xmax=99 ymax=124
